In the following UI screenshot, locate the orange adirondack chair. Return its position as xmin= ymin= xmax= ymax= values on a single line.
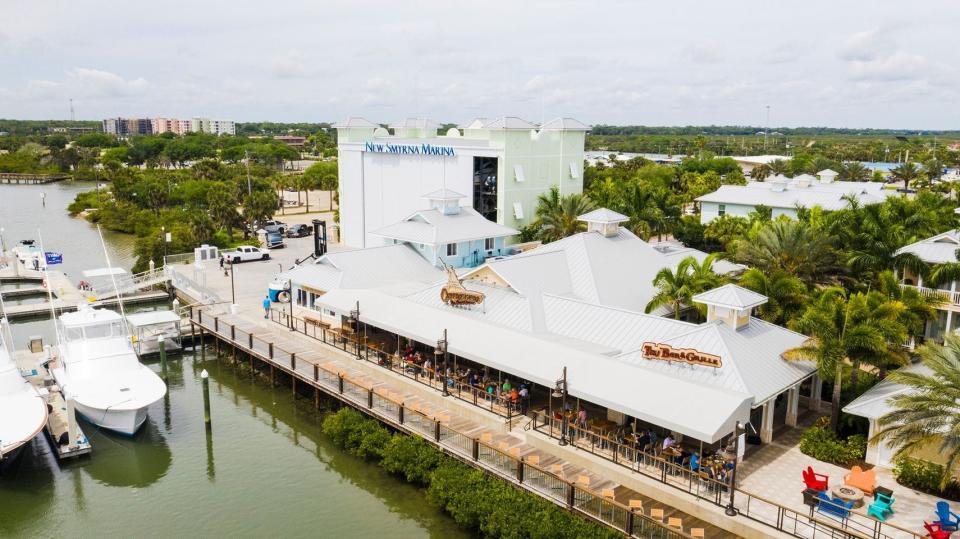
xmin=843 ymin=466 xmax=876 ymax=495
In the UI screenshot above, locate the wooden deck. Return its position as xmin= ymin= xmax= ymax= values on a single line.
xmin=15 ymin=350 xmax=91 ymax=460
xmin=192 ymin=310 xmax=733 ymax=539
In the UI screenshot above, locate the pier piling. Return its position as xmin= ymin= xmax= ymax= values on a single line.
xmin=158 ymin=335 xmax=168 ymax=382
xmin=201 ymin=369 xmax=211 ymax=427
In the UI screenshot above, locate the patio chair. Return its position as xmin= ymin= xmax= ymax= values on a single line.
xmin=667 ymin=517 xmax=683 ymax=531
xmin=843 ymin=465 xmax=877 ymax=496
xmin=866 ymin=492 xmax=895 ymax=522
xmin=650 ymin=508 xmax=664 ymax=522
xmin=628 ymin=499 xmax=644 ymax=512
xmin=802 ymin=466 xmax=829 ymax=491
xmin=815 ymin=491 xmax=854 ymax=520
xmin=925 ymin=521 xmax=953 ymax=539
xmin=690 ymin=528 xmax=705 ymax=538
xmin=935 ymin=501 xmax=960 ymax=532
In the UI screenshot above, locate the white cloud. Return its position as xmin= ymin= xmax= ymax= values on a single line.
xmin=67 ymin=68 xmax=147 ymax=98
xmin=270 ymin=50 xmax=309 ymax=79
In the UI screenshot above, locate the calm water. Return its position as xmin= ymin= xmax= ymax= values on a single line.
xmin=0 ymin=183 xmax=467 ymax=538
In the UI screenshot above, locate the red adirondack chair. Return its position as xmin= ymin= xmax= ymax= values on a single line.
xmin=802 ymin=466 xmax=829 ymax=491
xmin=925 ymin=521 xmax=953 ymax=539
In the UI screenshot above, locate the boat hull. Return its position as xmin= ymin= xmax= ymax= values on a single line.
xmin=74 ymin=402 xmax=149 ymax=436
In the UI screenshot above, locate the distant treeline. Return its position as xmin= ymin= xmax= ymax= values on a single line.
xmin=0 ymin=120 xmax=100 ymax=135
xmin=589 ymin=125 xmax=960 ymax=137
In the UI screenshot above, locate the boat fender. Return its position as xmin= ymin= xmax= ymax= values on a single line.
xmin=41 ymin=279 xmax=47 ymax=288
xmin=57 ymin=432 xmax=68 ymax=446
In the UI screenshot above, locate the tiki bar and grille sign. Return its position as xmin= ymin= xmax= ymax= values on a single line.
xmin=641 ymin=342 xmax=723 ymax=368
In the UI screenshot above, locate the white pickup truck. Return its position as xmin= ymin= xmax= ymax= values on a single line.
xmin=222 ymin=246 xmax=270 ymax=263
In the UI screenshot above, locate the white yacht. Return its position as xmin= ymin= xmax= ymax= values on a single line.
xmin=0 ymin=320 xmax=47 ymax=461
xmin=51 ymin=305 xmax=166 ymax=436
xmin=11 ymin=239 xmax=46 ymax=270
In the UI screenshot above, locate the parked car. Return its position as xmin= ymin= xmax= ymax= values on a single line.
xmin=285 ymin=224 xmax=311 ymax=238
xmin=264 ymin=231 xmax=285 ymax=249
xmin=222 ymin=246 xmax=270 ymax=263
xmin=248 ymin=219 xmax=288 ymax=234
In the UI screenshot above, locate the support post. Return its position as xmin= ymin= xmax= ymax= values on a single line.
xmin=313 ymin=363 xmax=318 ymax=381
xmin=231 ymin=324 xmax=235 ymax=340
xmin=367 ymin=389 xmax=373 ymax=409
xmin=268 ymin=342 xmax=273 ymax=359
xmin=200 ymin=329 xmax=206 ymax=361
xmin=338 ymin=374 xmax=344 ymax=394
xmin=214 ymin=317 xmax=219 ymax=332
xmin=517 ymin=458 xmax=524 ymax=483
xmin=567 ymin=483 xmax=575 ymax=508
xmin=760 ymin=401 xmax=774 ymax=444
xmin=290 ymin=353 xmax=296 ymax=371
xmin=248 ymin=333 xmax=253 ymax=349
xmin=201 ymin=369 xmax=212 ymax=427
xmin=472 ymin=438 xmax=479 ymax=461
xmin=809 ymin=374 xmax=822 ymax=412
xmin=399 ymin=404 xmax=404 ymax=424
xmin=158 ymin=335 xmax=168 ymax=382
xmin=434 ymin=420 xmax=441 ymax=442
xmin=786 ymin=386 xmax=800 ymax=427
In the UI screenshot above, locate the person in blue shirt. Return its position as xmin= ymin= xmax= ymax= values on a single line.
xmin=262 ymin=295 xmax=271 ymax=319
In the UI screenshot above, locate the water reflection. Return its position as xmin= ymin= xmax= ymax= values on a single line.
xmin=205 ymin=427 xmax=215 ymax=482
xmin=0 ymin=440 xmax=56 ymax=536
xmin=82 ymin=418 xmax=172 ymax=488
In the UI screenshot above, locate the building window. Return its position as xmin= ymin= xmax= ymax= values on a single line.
xmin=718 ymin=204 xmax=726 ymax=216
xmin=513 ymin=202 xmax=524 ymax=219
xmin=446 ymin=243 xmax=458 ymax=257
xmin=569 ymin=162 xmax=579 ymax=179
xmin=485 ymin=237 xmax=495 ymax=251
xmin=513 ymin=164 xmax=525 ymax=182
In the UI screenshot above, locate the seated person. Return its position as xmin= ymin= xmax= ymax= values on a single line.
xmin=662 ymin=435 xmax=676 ymax=451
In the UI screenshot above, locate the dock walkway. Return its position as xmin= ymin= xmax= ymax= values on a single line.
xmin=14 ymin=350 xmax=91 ymax=459
xmin=191 ymin=309 xmax=731 ymax=539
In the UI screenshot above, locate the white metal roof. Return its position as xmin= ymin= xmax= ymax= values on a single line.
xmin=482 ymin=117 xmax=536 ymax=130
xmin=287 ymin=245 xmax=443 ymax=293
xmin=421 ymin=188 xmax=466 ymax=201
xmin=896 ymin=230 xmax=960 ymax=264
xmin=369 ymin=207 xmax=519 ymax=246
xmin=125 ymin=310 xmax=180 ymax=328
xmin=577 ymin=208 xmax=630 ymax=224
xmin=696 ymin=182 xmax=892 ymax=210
xmin=319 ymin=287 xmax=752 ymax=443
xmin=333 ymin=117 xmax=379 ymax=129
xmin=817 ymin=169 xmax=839 ymax=176
xmin=539 ymin=117 xmax=590 ymax=131
xmin=693 ymin=284 xmax=768 ymax=310
xmin=389 ymin=118 xmax=439 ymax=129
xmin=843 ymin=363 xmax=933 ymax=420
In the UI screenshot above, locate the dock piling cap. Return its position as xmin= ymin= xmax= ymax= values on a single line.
xmin=201 ymin=369 xmax=209 ymax=379
xmin=157 ymin=335 xmax=164 ymax=343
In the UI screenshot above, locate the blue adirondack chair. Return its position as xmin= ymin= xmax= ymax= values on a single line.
xmin=934 ymin=501 xmax=960 ymax=532
xmin=867 ymin=493 xmax=895 ymax=522
xmin=816 ymin=492 xmax=854 ymax=520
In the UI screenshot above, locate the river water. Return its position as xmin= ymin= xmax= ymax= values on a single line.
xmin=0 ymin=183 xmax=467 ymax=538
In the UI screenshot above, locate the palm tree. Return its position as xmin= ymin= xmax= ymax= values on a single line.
xmin=768 ymin=159 xmax=790 ymax=176
xmin=839 ymin=161 xmax=870 ymax=182
xmin=921 ymin=158 xmax=943 ymax=188
xmin=738 ymin=268 xmax=808 ymax=325
xmin=645 ymin=254 xmax=723 ymax=319
xmin=734 ymin=219 xmax=841 ymax=286
xmin=534 ymin=185 xmax=596 ymax=243
xmin=877 ymin=271 xmax=940 ymax=366
xmin=890 ymin=162 xmax=920 ymax=192
xmin=621 ymin=183 xmax=669 ymax=241
xmin=874 ymin=334 xmax=960 ymax=487
xmin=787 ymin=288 xmax=908 ymax=431
xmin=751 ymin=164 xmax=772 ymax=180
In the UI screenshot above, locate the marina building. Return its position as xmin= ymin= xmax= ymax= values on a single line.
xmin=334 ymin=116 xmax=588 ymax=248
xmin=288 ymin=209 xmax=817 ymax=449
xmin=696 ymin=169 xmax=896 ymax=223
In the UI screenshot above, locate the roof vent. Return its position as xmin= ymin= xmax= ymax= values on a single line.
xmin=692 ymin=284 xmax=768 ymax=331
xmin=577 ymin=208 xmax=630 ymax=238
xmin=770 ymin=179 xmax=788 ymax=192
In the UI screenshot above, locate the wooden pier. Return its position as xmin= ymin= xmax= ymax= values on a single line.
xmin=0 ymin=173 xmax=71 ymax=185
xmin=15 ymin=349 xmax=92 ymax=460
xmin=188 ymin=307 xmax=727 ymax=539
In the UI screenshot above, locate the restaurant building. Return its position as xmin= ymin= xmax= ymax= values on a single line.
xmin=334 ymin=116 xmax=588 ymax=248
xmin=298 ymin=209 xmax=820 ymax=451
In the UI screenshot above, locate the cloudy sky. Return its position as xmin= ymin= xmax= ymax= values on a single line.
xmin=1 ymin=0 xmax=958 ymax=129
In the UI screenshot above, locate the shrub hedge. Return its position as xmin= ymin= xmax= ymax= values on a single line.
xmin=799 ymin=418 xmax=867 ymax=466
xmin=893 ymin=457 xmax=960 ymax=501
xmin=321 ymin=407 xmax=619 ymax=539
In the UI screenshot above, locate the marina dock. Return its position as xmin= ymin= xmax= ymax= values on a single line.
xmin=15 ymin=349 xmax=92 ymax=460
xmin=0 ymin=173 xmax=71 ymax=185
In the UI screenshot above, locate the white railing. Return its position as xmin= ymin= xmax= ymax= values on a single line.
xmin=93 ymin=268 xmax=170 ymax=297
xmin=900 ymin=284 xmax=960 ymax=305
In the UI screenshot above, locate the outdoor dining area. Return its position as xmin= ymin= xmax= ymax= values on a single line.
xmin=801 ymin=463 xmax=960 ymax=537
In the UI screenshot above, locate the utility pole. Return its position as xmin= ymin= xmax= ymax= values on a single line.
xmin=245 ymin=149 xmax=252 ymax=196
xmin=764 ymin=105 xmax=770 ymax=152
xmin=69 ymin=99 xmax=75 ymax=122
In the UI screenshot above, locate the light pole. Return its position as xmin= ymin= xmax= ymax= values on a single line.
xmin=552 ymin=367 xmax=568 ymax=446
xmin=349 ymin=301 xmax=361 ymax=359
xmin=436 ymin=329 xmax=448 ymax=397
xmin=229 ymin=262 xmax=235 ymax=305
xmin=725 ymin=422 xmax=743 ymax=516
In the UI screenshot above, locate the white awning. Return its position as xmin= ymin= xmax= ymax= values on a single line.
xmin=319 ymin=288 xmax=752 ymax=443
xmin=125 ymin=310 xmax=180 ymax=328
xmin=82 ymin=267 xmax=128 ymax=278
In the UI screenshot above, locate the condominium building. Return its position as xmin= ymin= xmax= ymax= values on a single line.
xmin=102 ymin=117 xmax=152 ymax=136
xmin=191 ymin=117 xmax=236 ymax=136
xmin=151 ymin=118 xmax=192 ymax=135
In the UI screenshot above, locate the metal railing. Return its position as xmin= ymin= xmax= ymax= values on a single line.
xmin=190 ymin=307 xmax=691 ymax=539
xmin=900 ymin=284 xmax=959 ymax=305
xmin=268 ymin=308 xmax=522 ymax=420
xmin=530 ymin=411 xmax=923 ymax=539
